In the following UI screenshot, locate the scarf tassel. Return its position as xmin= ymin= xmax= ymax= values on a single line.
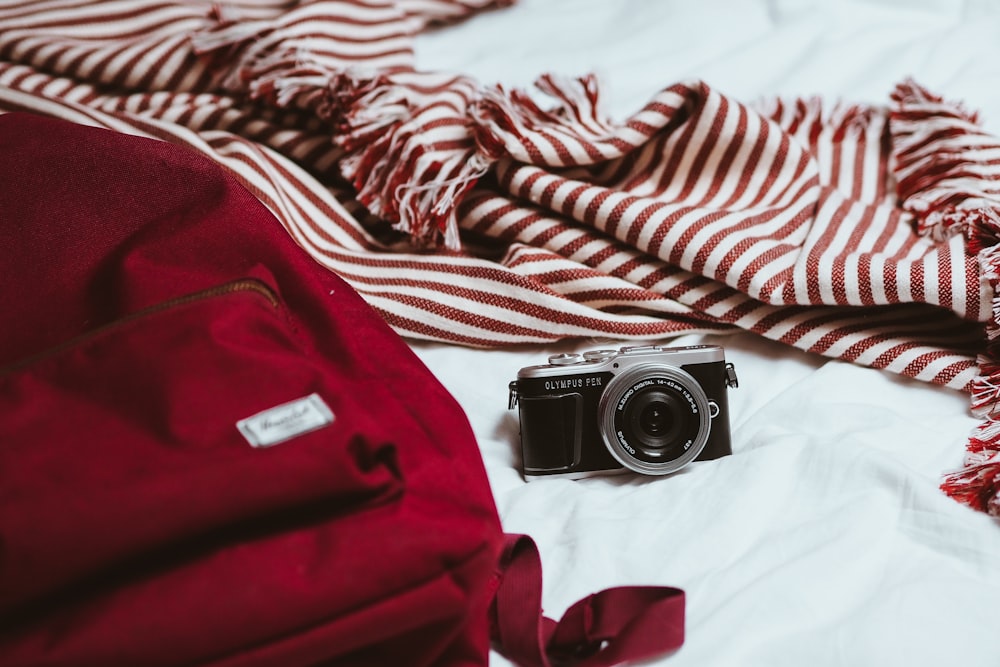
xmin=941 ymin=455 xmax=1000 ymax=517
xmin=319 ymin=71 xmax=492 ymax=249
xmin=891 ymin=79 xmax=1000 ymax=516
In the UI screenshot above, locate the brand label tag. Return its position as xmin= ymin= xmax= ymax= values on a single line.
xmin=237 ymin=393 xmax=334 ymax=447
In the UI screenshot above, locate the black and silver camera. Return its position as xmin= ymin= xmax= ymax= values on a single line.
xmin=508 ymin=344 xmax=738 ymax=480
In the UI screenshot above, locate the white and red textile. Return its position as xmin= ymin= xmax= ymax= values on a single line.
xmin=3 ymin=1 xmax=1000 ymax=664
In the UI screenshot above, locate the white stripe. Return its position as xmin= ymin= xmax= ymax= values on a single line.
xmin=816 ymin=200 xmax=865 ymax=305
xmin=691 ymin=100 xmax=744 ymax=208
xmin=726 ymin=116 xmax=785 ymax=210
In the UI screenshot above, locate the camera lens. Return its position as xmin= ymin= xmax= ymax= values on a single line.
xmin=640 ymin=403 xmax=667 ymax=435
xmin=598 ymin=364 xmax=711 ymax=475
xmin=632 ymin=393 xmax=683 ymax=444
xmin=623 ymin=387 xmax=695 ymax=461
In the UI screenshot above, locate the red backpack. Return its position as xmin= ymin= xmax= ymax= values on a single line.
xmin=0 ymin=113 xmax=683 ymax=667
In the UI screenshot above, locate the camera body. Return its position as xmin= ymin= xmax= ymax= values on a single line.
xmin=509 ymin=344 xmax=738 ymax=480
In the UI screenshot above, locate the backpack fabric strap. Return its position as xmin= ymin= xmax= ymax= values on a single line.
xmin=491 ymin=534 xmax=686 ymax=666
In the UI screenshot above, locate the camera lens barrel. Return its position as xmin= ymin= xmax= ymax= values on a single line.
xmin=598 ymin=363 xmax=712 ymax=475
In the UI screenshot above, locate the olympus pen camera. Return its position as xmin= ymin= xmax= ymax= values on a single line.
xmin=508 ymin=345 xmax=738 ymax=480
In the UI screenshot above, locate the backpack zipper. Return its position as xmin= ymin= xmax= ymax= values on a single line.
xmin=1 ymin=279 xmax=281 ymax=376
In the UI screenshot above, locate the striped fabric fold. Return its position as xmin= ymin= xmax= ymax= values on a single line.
xmin=2 ymin=0 xmax=999 ymax=514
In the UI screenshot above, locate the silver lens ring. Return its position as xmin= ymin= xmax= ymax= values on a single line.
xmin=598 ymin=363 xmax=712 ymax=475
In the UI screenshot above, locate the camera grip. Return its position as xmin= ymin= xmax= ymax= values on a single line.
xmin=519 ymin=393 xmax=582 ymax=473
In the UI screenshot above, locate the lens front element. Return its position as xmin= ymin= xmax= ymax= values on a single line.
xmin=630 ymin=390 xmax=686 ymax=449
xmin=599 ymin=364 xmax=711 ymax=475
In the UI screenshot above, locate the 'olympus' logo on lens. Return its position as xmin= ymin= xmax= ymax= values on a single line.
xmin=544 ymin=376 xmax=603 ymax=391
xmin=615 ymin=431 xmax=637 ymax=455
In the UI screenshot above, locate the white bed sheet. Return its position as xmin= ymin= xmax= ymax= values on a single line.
xmin=411 ymin=2 xmax=1000 ymax=664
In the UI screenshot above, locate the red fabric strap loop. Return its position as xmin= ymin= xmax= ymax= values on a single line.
xmin=490 ymin=534 xmax=685 ymax=667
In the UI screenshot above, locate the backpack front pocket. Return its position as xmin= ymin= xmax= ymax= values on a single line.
xmin=0 ymin=278 xmax=404 ymax=619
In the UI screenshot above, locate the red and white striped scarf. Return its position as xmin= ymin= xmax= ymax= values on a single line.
xmin=3 ymin=0 xmax=1000 ymax=514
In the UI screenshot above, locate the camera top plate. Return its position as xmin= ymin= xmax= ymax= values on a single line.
xmin=517 ymin=344 xmax=726 ymax=380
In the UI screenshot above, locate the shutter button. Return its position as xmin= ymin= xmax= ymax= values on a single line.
xmin=548 ymin=353 xmax=582 ymax=366
xmin=583 ymin=350 xmax=617 ymax=362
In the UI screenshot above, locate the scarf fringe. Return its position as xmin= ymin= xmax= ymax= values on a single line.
xmin=314 ymin=72 xmax=621 ymax=246
xmin=471 ymin=73 xmax=617 ymax=164
xmin=321 ymin=71 xmax=492 ymax=249
xmin=191 ymin=6 xmax=493 ymax=249
xmin=941 ymin=456 xmax=1000 ymax=516
xmin=891 ymin=78 xmax=1000 ymax=515
xmin=190 ymin=5 xmax=283 ymax=94
xmin=190 ymin=6 xmax=273 ymax=55
xmin=755 ymin=95 xmax=878 ymax=147
xmin=890 ymin=78 xmax=1000 ymax=242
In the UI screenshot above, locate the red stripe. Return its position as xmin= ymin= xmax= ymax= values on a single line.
xmin=720 ymin=114 xmax=770 ymax=208
xmin=698 ymin=102 xmax=749 ymax=205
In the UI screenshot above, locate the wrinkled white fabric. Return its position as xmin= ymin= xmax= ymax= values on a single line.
xmin=413 ymin=2 xmax=1000 ymax=664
